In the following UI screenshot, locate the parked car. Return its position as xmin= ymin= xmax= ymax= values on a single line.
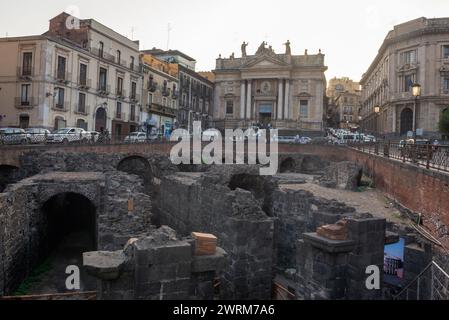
xmin=124 ymin=132 xmax=157 ymax=143
xmin=275 ymin=136 xmax=297 ymax=144
xmin=46 ymin=127 xmax=91 ymax=144
xmin=25 ymin=128 xmax=51 ymax=144
xmin=0 ymin=128 xmax=28 ymax=145
xmin=299 ymin=137 xmax=312 ymax=145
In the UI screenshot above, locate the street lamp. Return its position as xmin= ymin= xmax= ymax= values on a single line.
xmin=412 ymin=83 xmax=421 ymax=140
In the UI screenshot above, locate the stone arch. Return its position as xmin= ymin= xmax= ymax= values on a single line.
xmin=36 ymin=192 xmax=97 ymax=292
xmin=117 ymin=155 xmax=154 ymax=194
xmin=280 ymin=157 xmax=296 ymax=173
xmin=0 ymin=164 xmax=21 ymax=193
xmin=94 ymin=106 xmax=108 ymax=132
xmin=54 ymin=115 xmax=66 ymax=130
xmin=400 ymin=108 xmax=413 ymax=135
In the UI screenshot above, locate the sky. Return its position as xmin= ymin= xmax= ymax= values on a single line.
xmin=0 ymin=0 xmax=448 ymax=82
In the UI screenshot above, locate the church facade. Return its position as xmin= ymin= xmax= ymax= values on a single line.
xmin=212 ymin=41 xmax=327 ymax=134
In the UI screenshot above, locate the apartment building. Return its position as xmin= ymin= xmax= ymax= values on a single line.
xmin=141 ymin=53 xmax=179 ymax=137
xmin=143 ymin=49 xmax=214 ymax=131
xmin=0 ymin=12 xmax=143 ymax=138
xmin=360 ymin=17 xmax=449 ymax=137
xmin=327 ymin=77 xmax=361 ymax=129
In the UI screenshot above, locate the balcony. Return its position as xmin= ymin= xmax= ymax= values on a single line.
xmin=15 ymin=97 xmax=38 ymax=109
xmin=172 ymin=90 xmax=179 ymax=99
xmin=129 ymin=63 xmax=140 ymax=73
xmin=78 ymin=78 xmax=92 ymax=90
xmin=116 ymin=89 xmax=127 ymax=100
xmin=74 ymin=104 xmax=90 ymax=115
xmin=90 ymin=47 xmax=115 ymax=63
xmin=162 ymin=87 xmax=171 ymax=97
xmin=129 ymin=114 xmax=140 ymax=123
xmin=17 ymin=67 xmax=33 ymax=79
xmin=130 ymin=93 xmax=140 ymax=103
xmin=114 ymin=112 xmax=125 ymax=121
xmin=148 ymin=82 xmax=157 ymax=92
xmin=52 ymin=102 xmax=70 ymax=112
xmin=97 ymin=84 xmax=111 ymax=96
xmin=55 ymin=70 xmax=71 ymax=84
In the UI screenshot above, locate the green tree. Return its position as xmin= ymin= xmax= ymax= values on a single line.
xmin=439 ymin=108 xmax=449 ymax=135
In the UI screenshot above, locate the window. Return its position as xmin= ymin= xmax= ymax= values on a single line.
xmin=22 ymin=52 xmax=32 ymax=76
xmin=21 ymin=84 xmax=31 ymax=105
xmin=403 ymin=50 xmax=416 ymax=65
xmin=76 ymin=119 xmax=87 ymax=130
xmin=116 ymin=50 xmax=121 ymax=64
xmin=99 ymin=68 xmax=107 ymax=91
xmin=57 ymin=56 xmax=67 ymax=80
xmin=130 ymin=56 xmax=135 ymax=70
xmin=226 ymin=100 xmax=234 ymax=115
xmin=148 ymin=93 xmax=153 ymax=105
xmin=78 ymin=93 xmax=86 ymax=113
xmin=403 ymin=74 xmax=415 ymax=92
xmin=130 ymin=104 xmax=136 ymax=121
xmin=79 ymin=63 xmax=87 ymax=86
xmin=116 ymin=102 xmax=122 ymax=119
xmin=131 ymin=82 xmax=137 ymax=99
xmin=443 ymin=45 xmax=449 ymax=59
xmin=117 ymin=77 xmax=123 ymax=95
xmin=444 ymin=77 xmax=449 ymax=91
xmin=99 ymin=42 xmax=104 ymax=58
xmin=56 ymin=88 xmax=65 ymax=108
xmin=172 ymin=100 xmax=176 ymax=109
xmin=300 ymin=100 xmax=309 ymax=117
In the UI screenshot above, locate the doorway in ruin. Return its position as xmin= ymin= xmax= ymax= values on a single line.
xmin=228 ymin=173 xmax=274 ymax=216
xmin=117 ymin=156 xmax=154 ymax=194
xmin=0 ymin=165 xmax=21 ymax=193
xmin=25 ymin=193 xmax=97 ymax=295
xmin=94 ymin=107 xmax=107 ymax=132
xmin=280 ymin=158 xmax=296 ymax=173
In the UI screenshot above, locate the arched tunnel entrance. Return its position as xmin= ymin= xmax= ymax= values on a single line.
xmin=24 ymin=193 xmax=97 ymax=295
xmin=280 ymin=158 xmax=296 ymax=173
xmin=117 ymin=156 xmax=153 ymax=194
xmin=0 ymin=165 xmax=21 ymax=193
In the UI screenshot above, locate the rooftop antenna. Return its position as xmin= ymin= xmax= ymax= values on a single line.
xmin=166 ymin=23 xmax=172 ymax=50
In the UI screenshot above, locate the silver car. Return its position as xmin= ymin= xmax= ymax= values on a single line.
xmin=0 ymin=128 xmax=28 ymax=145
xmin=25 ymin=128 xmax=51 ymax=144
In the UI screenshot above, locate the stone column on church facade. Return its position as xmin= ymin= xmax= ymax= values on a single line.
xmin=246 ymin=80 xmax=252 ymax=120
xmin=277 ymin=79 xmax=284 ymax=120
xmin=240 ymin=81 xmax=246 ymax=119
xmin=284 ymin=80 xmax=290 ymax=120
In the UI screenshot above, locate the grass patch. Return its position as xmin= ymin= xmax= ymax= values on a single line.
xmin=13 ymin=259 xmax=53 ymax=296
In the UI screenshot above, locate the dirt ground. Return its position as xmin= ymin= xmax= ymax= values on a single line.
xmin=280 ymin=179 xmax=409 ymax=227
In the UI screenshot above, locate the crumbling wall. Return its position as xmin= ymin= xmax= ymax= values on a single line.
xmin=317 ymin=161 xmax=363 ymax=191
xmin=156 ymin=166 xmax=275 ymax=300
xmin=279 ymin=154 xmax=331 ymax=174
xmin=85 ymin=226 xmax=227 ymax=300
xmin=0 ymin=171 xmax=152 ymax=295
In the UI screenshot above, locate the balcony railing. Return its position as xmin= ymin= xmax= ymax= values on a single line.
xmin=129 ymin=114 xmax=140 ymax=123
xmin=129 ymin=63 xmax=140 ymax=73
xmin=78 ymin=78 xmax=92 ymax=89
xmin=114 ymin=112 xmax=125 ymax=120
xmin=148 ymin=82 xmax=157 ymax=92
xmin=74 ymin=104 xmax=90 ymax=115
xmin=52 ymin=102 xmax=70 ymax=112
xmin=15 ymin=97 xmax=38 ymax=108
xmin=172 ymin=90 xmax=179 ymax=99
xmin=17 ymin=67 xmax=33 ymax=78
xmin=162 ymin=88 xmax=171 ymax=97
xmin=55 ymin=70 xmax=71 ymax=83
xmin=90 ymin=47 xmax=116 ymax=63
xmin=97 ymin=84 xmax=111 ymax=96
xmin=130 ymin=93 xmax=140 ymax=103
xmin=116 ymin=89 xmax=127 ymax=99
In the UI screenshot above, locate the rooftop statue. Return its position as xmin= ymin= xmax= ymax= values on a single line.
xmin=284 ymin=40 xmax=291 ymax=55
xmin=241 ymin=41 xmax=248 ymax=57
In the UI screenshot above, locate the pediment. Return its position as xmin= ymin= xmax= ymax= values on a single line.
xmin=243 ymin=55 xmax=289 ymax=69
